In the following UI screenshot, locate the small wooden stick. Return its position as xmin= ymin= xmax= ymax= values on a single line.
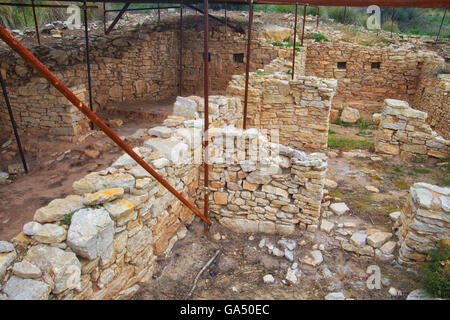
xmin=186 ymin=249 xmax=221 ymax=299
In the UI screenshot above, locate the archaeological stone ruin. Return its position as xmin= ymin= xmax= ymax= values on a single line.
xmin=0 ymin=2 xmax=449 ymax=302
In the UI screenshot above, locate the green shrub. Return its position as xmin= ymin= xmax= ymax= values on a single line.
xmin=421 ymin=243 xmax=450 ymax=299
xmin=382 ymin=21 xmax=400 ymax=33
xmin=326 ymin=7 xmax=361 ymax=25
xmin=306 ymin=33 xmax=329 ymax=42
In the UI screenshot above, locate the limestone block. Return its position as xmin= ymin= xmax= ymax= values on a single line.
xmin=34 ymin=195 xmax=84 ymax=223
xmin=67 ymin=208 xmax=114 ymax=261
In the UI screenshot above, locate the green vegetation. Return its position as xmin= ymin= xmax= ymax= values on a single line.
xmin=382 ymin=21 xmax=400 ymax=34
xmin=421 ymin=243 xmax=450 ymax=299
xmin=357 ymin=118 xmax=376 ymax=130
xmin=59 ymin=211 xmax=75 ymax=226
xmin=328 ymin=137 xmax=374 ymax=150
xmin=332 ymin=118 xmax=353 ymax=128
xmin=328 ymin=129 xmax=336 ymax=135
xmin=356 ymin=130 xmax=372 ymax=137
xmin=305 ymin=33 xmax=329 ymax=42
xmin=255 ymin=70 xmax=271 ymax=76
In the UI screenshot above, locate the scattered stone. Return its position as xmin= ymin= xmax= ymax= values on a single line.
xmin=365 ymin=185 xmax=380 ymax=193
xmin=109 ymin=119 xmax=123 ymax=128
xmin=367 ymin=231 xmax=392 ymax=248
xmin=388 ymin=287 xmax=398 ymax=296
xmin=330 ymin=202 xmax=350 ymax=215
xmin=340 ymin=106 xmax=360 ymax=124
xmin=324 ymin=179 xmax=337 ymax=189
xmin=300 ymin=250 xmax=323 ymax=267
xmin=278 ymin=238 xmax=297 ymax=251
xmin=406 ymin=289 xmax=443 ymax=300
xmin=3 ymin=276 xmax=51 ymax=300
xmin=84 ymin=149 xmax=100 ymax=159
xmin=12 ymin=260 xmax=42 ymax=279
xmin=272 ymin=247 xmax=284 ymax=257
xmin=0 ymin=172 xmax=10 ymax=185
xmin=212 ymin=233 xmax=221 ymax=241
xmin=325 ymin=292 xmax=345 ymax=300
xmin=320 ymin=219 xmax=335 ymax=233
xmin=263 ymin=274 xmax=275 ymax=284
xmin=285 ymin=265 xmax=300 ymax=284
xmin=148 ymin=126 xmax=173 ymax=138
xmin=284 ymin=249 xmax=294 ymax=262
xmin=7 ymin=163 xmax=25 ymax=174
xmin=389 ymin=211 xmax=402 ymax=221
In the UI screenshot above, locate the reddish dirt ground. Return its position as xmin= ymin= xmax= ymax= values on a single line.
xmin=0 ymin=109 xmax=165 ymax=241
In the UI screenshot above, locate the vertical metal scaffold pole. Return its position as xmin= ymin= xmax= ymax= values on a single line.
xmin=316 ymin=7 xmax=320 ymax=29
xmin=203 ymin=0 xmax=210 ymax=235
xmin=390 ymin=8 xmax=395 ymax=38
xmin=31 ymin=0 xmax=40 ymax=45
xmin=435 ymin=8 xmax=447 ymax=42
xmin=0 ymin=72 xmax=28 ymax=173
xmin=179 ymin=5 xmax=183 ymax=96
xmin=243 ymin=0 xmax=254 ymax=130
xmin=291 ymin=3 xmax=298 ymax=79
xmin=83 ymin=2 xmax=94 ymax=130
xmin=103 ymin=2 xmax=106 ymax=34
xmin=301 ymin=4 xmax=307 ymax=46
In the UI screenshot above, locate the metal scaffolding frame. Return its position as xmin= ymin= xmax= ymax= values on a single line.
xmin=0 ymin=0 xmax=448 ymax=230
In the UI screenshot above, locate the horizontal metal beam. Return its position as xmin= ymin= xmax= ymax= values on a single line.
xmin=185 ymin=3 xmax=242 ymax=32
xmin=105 ymin=6 xmax=180 ymax=13
xmin=27 ymin=0 xmax=450 ymax=9
xmin=0 ymin=23 xmax=212 ymax=226
xmin=0 ymin=2 xmax=97 ymax=8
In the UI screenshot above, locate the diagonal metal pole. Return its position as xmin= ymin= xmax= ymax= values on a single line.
xmin=203 ymin=0 xmax=210 ymax=235
xmin=243 ymin=0 xmax=253 ymax=130
xmin=31 ymin=0 xmax=40 ymax=45
xmin=435 ymin=8 xmax=447 ymax=42
xmin=83 ymin=2 xmax=94 ymax=130
xmin=105 ymin=2 xmax=130 ymax=35
xmin=0 ymin=71 xmax=28 ymax=173
xmin=0 ymin=24 xmax=211 ymax=226
xmin=291 ymin=3 xmax=298 ymax=79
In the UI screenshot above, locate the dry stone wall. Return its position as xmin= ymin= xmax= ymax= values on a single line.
xmin=410 ymin=59 xmax=449 ymax=139
xmin=0 ymin=122 xmax=202 ymax=300
xmin=0 ymin=26 xmax=179 ymax=140
xmin=305 ymin=41 xmax=442 ymax=109
xmin=226 ymin=58 xmax=337 ymax=151
xmin=374 ymin=99 xmax=449 ymax=159
xmin=397 ymin=183 xmax=450 ymax=266
xmin=205 ymin=127 xmax=327 ymax=234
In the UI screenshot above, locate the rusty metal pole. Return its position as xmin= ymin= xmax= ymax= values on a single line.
xmin=291 ymin=3 xmax=298 ymax=79
xmin=203 ymin=0 xmax=210 ymax=234
xmin=243 ymin=0 xmax=253 ymax=130
xmin=179 ymin=5 xmax=183 ymax=96
xmin=316 ymin=7 xmax=320 ymax=29
xmin=0 ymin=71 xmax=28 ymax=173
xmin=435 ymin=8 xmax=447 ymax=42
xmin=31 ymin=0 xmax=40 ymax=45
xmin=83 ymin=2 xmax=94 ymax=130
xmin=0 ymin=24 xmax=211 ymax=226
xmin=301 ymin=4 xmax=307 ymax=46
xmin=390 ymin=8 xmax=395 ymax=38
